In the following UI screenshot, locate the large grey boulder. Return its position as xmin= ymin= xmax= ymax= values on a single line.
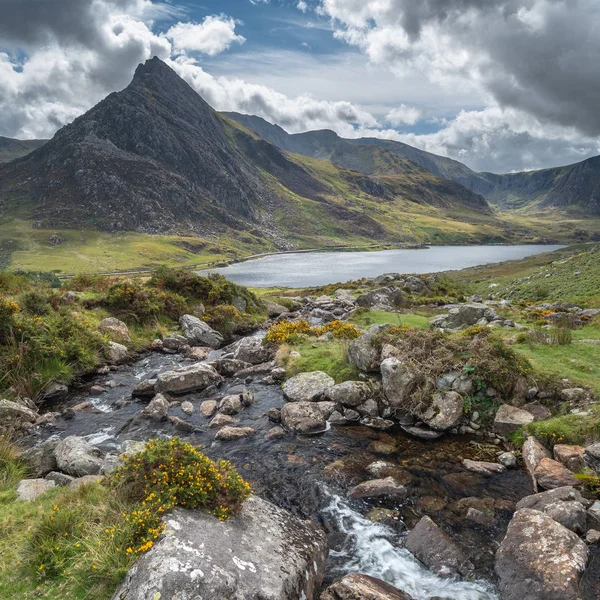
xmin=281 ymin=402 xmax=327 ymax=434
xmin=230 ymin=336 xmax=274 ymax=365
xmin=16 ymin=478 xmax=56 ymax=501
xmin=421 ymin=391 xmax=463 ymax=431
xmin=111 ymin=497 xmax=328 ymax=600
xmin=522 ymin=436 xmax=551 ymax=492
xmin=54 ymin=436 xmax=104 ymax=477
xmin=98 ymin=317 xmax=131 ymax=343
xmin=431 ymin=303 xmax=496 ymax=331
xmin=516 ymin=486 xmax=592 ymax=512
xmin=179 ymin=315 xmax=223 ymax=348
xmin=0 ymin=399 xmax=38 ymax=433
xmin=348 ymin=326 xmax=384 ymax=372
xmin=543 ymin=501 xmax=588 ymax=535
xmin=495 ymin=508 xmax=588 ymax=600
xmin=155 ymin=363 xmax=223 ymax=395
xmin=22 ymin=436 xmax=59 ymax=477
xmin=493 ymin=404 xmax=534 ymax=437
xmin=381 ymin=357 xmax=420 ymax=411
xmin=584 ymin=442 xmax=600 ymax=472
xmin=320 ymin=574 xmax=415 ymax=600
xmin=356 ymin=287 xmax=406 ymax=311
xmin=405 ymin=516 xmax=473 ymax=578
xmin=107 ymin=341 xmax=128 ymax=364
xmin=326 ymin=381 xmax=372 ymax=408
xmin=139 ymin=394 xmax=169 ymax=421
xmin=282 ymin=371 xmax=335 ymax=403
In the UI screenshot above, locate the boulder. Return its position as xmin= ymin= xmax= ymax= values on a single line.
xmin=162 ymin=334 xmax=188 ymax=352
xmin=495 ymin=508 xmax=588 ymax=600
xmin=281 ymin=402 xmax=327 ymax=434
xmin=140 ymin=394 xmax=169 ymax=421
xmin=400 ymin=425 xmax=443 ymax=440
xmin=348 ymin=327 xmax=384 ymax=372
xmin=132 ymin=379 xmax=157 ymax=398
xmin=215 ymin=426 xmax=256 ymax=441
xmin=16 ymin=478 xmax=56 ymax=501
xmin=218 ymin=394 xmax=242 ymax=415
xmin=493 ymin=404 xmax=534 ymax=437
xmin=320 ymin=574 xmax=415 ymax=600
xmin=230 ymin=337 xmax=274 ymax=365
xmin=421 ymin=391 xmax=463 ymax=431
xmin=155 ymin=363 xmax=223 ymax=395
xmin=98 ymin=317 xmax=131 ymax=343
xmin=110 ymin=497 xmax=328 ymax=600
xmin=200 ymin=400 xmax=218 ymax=418
xmin=179 ymin=315 xmax=223 ymax=348
xmin=0 ymin=399 xmax=38 ymax=433
xmin=522 ymin=436 xmax=551 ymax=491
xmin=543 ymin=501 xmax=588 ymax=535
xmin=209 ymin=413 xmax=236 ymax=428
xmin=263 ymin=300 xmax=288 ymax=317
xmin=180 ymin=401 xmax=194 ymax=416
xmin=45 ymin=471 xmax=75 ymax=486
xmin=283 ymin=371 xmax=335 ymax=403
xmin=516 ymin=486 xmax=592 ymax=512
xmin=209 ymin=358 xmax=252 ymax=377
xmin=326 ymin=381 xmax=372 ymax=408
xmin=498 ymin=452 xmax=517 ymax=468
xmin=553 ymin=444 xmax=585 ymax=472
xmin=431 ymin=303 xmax=494 ymax=331
xmin=186 ymin=346 xmax=211 ymax=361
xmin=462 ymin=459 xmax=506 ymax=476
xmin=381 ymin=358 xmax=420 ymax=411
xmin=560 ymin=388 xmax=587 ymax=403
xmin=54 ymin=436 xmax=104 ymax=477
xmin=22 ymin=436 xmax=59 ymax=477
xmin=169 ymin=416 xmax=196 ymax=433
xmin=348 ymin=477 xmax=408 ymax=500
xmin=584 ymin=443 xmax=600 ymax=472
xmin=107 ymin=341 xmax=128 ymax=364
xmin=404 ymin=516 xmax=473 ymax=578
xmin=356 ymin=287 xmax=405 ymax=311
xmin=534 ymin=457 xmax=580 ymax=490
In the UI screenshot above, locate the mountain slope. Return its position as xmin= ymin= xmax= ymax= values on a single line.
xmin=0 ymin=137 xmax=47 ymax=163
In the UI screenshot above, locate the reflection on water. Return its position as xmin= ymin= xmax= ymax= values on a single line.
xmin=201 ymin=245 xmax=564 ymax=288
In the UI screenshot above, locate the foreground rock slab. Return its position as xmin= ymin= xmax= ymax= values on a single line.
xmin=111 ymin=497 xmax=328 ymax=600
xmin=320 ymin=573 xmax=415 ymax=600
xmin=495 ymin=508 xmax=588 ymax=600
xmin=17 ymin=478 xmax=56 ymax=501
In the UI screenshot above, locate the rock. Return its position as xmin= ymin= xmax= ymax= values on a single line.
xmin=522 ymin=401 xmax=551 ymax=421
xmin=0 ymin=399 xmax=38 ymax=432
xmin=422 ymin=391 xmax=463 ymax=431
xmin=200 ymin=400 xmax=218 ymax=418
xmin=230 ymin=336 xmax=274 ymax=365
xmin=263 ymin=300 xmax=288 ymax=317
xmin=560 ymin=387 xmax=587 ymax=403
xmin=498 ymin=451 xmax=517 ymax=468
xmin=451 ymin=375 xmax=473 ymax=395
xmin=241 ymin=389 xmax=254 ymax=407
xmin=45 ymin=471 xmax=75 ymax=486
xmin=98 ymin=317 xmax=131 ymax=343
xmin=215 ymin=426 xmax=256 ymax=441
xmin=162 ymin=334 xmax=189 ymax=352
xmin=179 ymin=315 xmax=223 ymax=348
xmin=16 ymin=478 xmax=55 ymax=501
xmin=462 ymin=459 xmax=506 ymax=475
xmin=431 ymin=303 xmax=494 ymax=331
xmin=111 ymin=497 xmax=327 ymax=600
xmin=326 ymin=381 xmax=372 ymax=408
xmin=356 ymin=399 xmax=379 ymax=417
xmin=534 ymin=458 xmax=580 ymax=490
xmin=122 ymin=440 xmax=147 ymax=456
xmin=365 ymin=461 xmax=413 ymax=485
xmin=516 ymin=486 xmax=592 ymax=511
xmin=90 ymin=385 xmax=105 ymax=396
xmin=583 ymin=443 xmax=600 ymax=472
xmin=356 ymin=287 xmax=406 ymax=311
xmin=186 ymin=346 xmax=211 ymax=361
xmin=54 ymin=436 xmax=104 ymax=477
xmin=209 ymin=358 xmax=252 ymax=377
xmin=107 ymin=341 xmax=128 ymax=364
xmin=522 ymin=436 xmax=551 ymax=491
xmin=218 ymin=394 xmax=242 ymax=415
xmin=209 ymin=413 xmax=235 ymax=428
xmin=348 ymin=327 xmax=384 ymax=372
xmin=349 ymin=477 xmax=408 ymax=500
xmin=381 ymin=357 xmax=419 ymax=410
xmin=69 ymin=475 xmax=103 ymax=490
xmin=495 ymin=508 xmax=588 ymax=600
xmin=22 ymin=436 xmax=59 ymax=477
xmin=400 ymin=425 xmax=443 ymax=440
xmin=435 ymin=371 xmax=460 ymax=391
xmin=41 ymin=382 xmax=69 ymax=401
xmin=140 ymin=393 xmax=169 ymax=421
xmin=320 ymin=574 xmax=415 ymax=600
xmin=466 ymin=507 xmax=494 ymax=526
xmin=493 ymin=404 xmax=534 ymax=437
xmin=544 ymin=501 xmax=587 ymax=534
xmin=361 ymin=417 xmax=394 ymax=430
xmin=281 ymin=402 xmax=327 ymax=434
xmin=588 ymin=501 xmax=600 ymax=530
xmin=155 ymin=363 xmax=223 ymax=395
xmin=283 ymin=371 xmax=335 ymax=403
xmin=180 ymin=401 xmax=194 ymax=416
xmin=404 ymin=516 xmax=473 ymax=578
xmin=235 ymin=361 xmax=276 ymax=380
xmin=232 ymin=295 xmax=247 ymax=313
xmin=266 ymin=426 xmax=286 ymax=440
xmin=169 ymin=416 xmax=196 ymax=433
xmin=586 ymin=529 xmax=600 ymax=544
xmin=343 ymin=409 xmax=360 ymax=421
xmin=132 ymin=378 xmax=156 ymax=398
xmin=271 ymin=367 xmax=286 ymax=381
xmin=553 ymin=444 xmax=585 ymax=472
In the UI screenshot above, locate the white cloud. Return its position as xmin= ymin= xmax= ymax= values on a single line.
xmin=297 ymin=1 xmax=309 ymax=13
xmin=165 ymin=16 xmax=245 ymax=56
xmin=386 ymin=104 xmax=422 ymax=126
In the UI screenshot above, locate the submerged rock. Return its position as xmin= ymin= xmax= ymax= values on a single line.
xmin=215 ymin=426 xmax=256 ymax=441
xmin=320 ymin=574 xmax=415 ymax=600
xmin=110 ymin=497 xmax=328 ymax=600
xmin=349 ymin=477 xmax=408 ymax=500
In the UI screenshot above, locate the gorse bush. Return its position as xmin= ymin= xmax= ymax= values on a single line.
xmin=265 ymin=319 xmax=361 ymax=344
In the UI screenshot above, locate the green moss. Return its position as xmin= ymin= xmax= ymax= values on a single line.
xmin=349 ymin=309 xmax=431 ymax=329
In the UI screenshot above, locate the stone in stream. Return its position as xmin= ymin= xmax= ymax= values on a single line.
xmin=209 ymin=358 xmax=252 ymax=377
xmin=169 ymin=416 xmax=196 ymax=433
xmin=380 ymin=357 xmax=420 ymax=411
xmin=155 ymin=363 xmax=223 ymax=395
xmin=462 ymin=459 xmax=506 ymax=476
xmin=132 ymin=378 xmax=156 ymax=398
xmin=162 ymin=334 xmax=189 ymax=352
xmin=326 ymin=380 xmax=372 ymax=408
xmin=179 ymin=314 xmax=223 ymax=348
xmin=348 ymin=477 xmax=408 ymax=500
xmin=54 ymin=436 xmax=104 ymax=477
xmin=215 ymin=426 xmax=256 ymax=441
xmin=218 ymin=394 xmax=242 ymax=415
xmin=404 ymin=516 xmax=473 ymax=578
xmin=139 ymin=393 xmax=169 ymax=421
xmin=534 ymin=457 xmax=580 ymax=490
xmin=361 ymin=417 xmax=394 ymax=431
xmin=553 ymin=444 xmax=585 ymax=472
xmin=16 ymin=478 xmax=56 ymax=501
xmin=283 ymin=371 xmax=335 ymax=403
xmin=107 ymin=341 xmax=128 ymax=364
xmin=110 ymin=497 xmax=328 ymax=600
xmin=320 ymin=573 xmax=415 ymax=600
xmin=200 ymin=400 xmax=218 ymax=418
xmin=495 ymin=508 xmax=588 ymax=600
xmin=280 ymin=402 xmax=327 ymax=434
xmin=230 ymin=336 xmax=274 ymax=365
xmin=365 ymin=461 xmax=413 ymax=486
xmin=266 ymin=426 xmax=286 ymax=440
xmin=0 ymin=399 xmax=38 ymax=433
xmin=400 ymin=425 xmax=443 ymax=440
xmin=493 ymin=404 xmax=534 ymax=437
xmin=522 ymin=436 xmax=551 ymax=492
xmin=498 ymin=451 xmax=517 ymax=468
xmin=180 ymin=401 xmax=194 ymax=416
xmin=209 ymin=413 xmax=236 ymax=428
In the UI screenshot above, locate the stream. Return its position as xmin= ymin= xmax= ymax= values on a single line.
xmin=28 ymin=348 xmax=534 ymax=599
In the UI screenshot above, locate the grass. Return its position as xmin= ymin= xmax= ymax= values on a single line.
xmin=349 ymin=309 xmax=431 ymax=330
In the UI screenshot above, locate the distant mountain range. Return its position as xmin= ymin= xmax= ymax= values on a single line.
xmin=0 ymin=57 xmax=598 ymax=253
xmin=0 ymin=137 xmax=47 ymax=163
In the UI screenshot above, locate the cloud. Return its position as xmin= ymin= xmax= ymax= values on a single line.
xmin=165 ymin=15 xmax=245 ymax=56
xmin=386 ymin=104 xmax=422 ymax=126
xmin=297 ymin=1 xmax=309 ymax=12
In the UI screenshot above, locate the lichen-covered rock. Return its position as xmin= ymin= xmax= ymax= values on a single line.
xmin=534 ymin=457 xmax=580 ymax=490
xmin=215 ymin=426 xmax=256 ymax=441
xmin=522 ymin=436 xmax=551 ymax=492
xmin=430 ymin=303 xmax=495 ymax=331
xmin=281 ymin=402 xmax=327 ymax=434
xmin=16 ymin=478 xmax=56 ymax=501
xmin=326 ymin=381 xmax=372 ymax=408
xmin=209 ymin=358 xmax=252 ymax=377
xmin=54 ymin=436 xmax=104 ymax=477
xmin=179 ymin=315 xmax=223 ymax=348
xmin=516 ymin=486 xmax=592 ymax=512
xmin=493 ymin=404 xmax=534 ymax=437
xmin=111 ymin=497 xmax=328 ymax=600
xmin=421 ymin=391 xmax=463 ymax=431
xmin=283 ymin=371 xmax=335 ymax=403
xmin=22 ymin=436 xmax=59 ymax=477
xmin=543 ymin=501 xmax=588 ymax=535
xmin=553 ymin=444 xmax=585 ymax=472
xmin=0 ymin=399 xmax=38 ymax=433
xmin=140 ymin=394 xmax=169 ymax=421
xmin=200 ymin=400 xmax=218 ymax=418
xmin=230 ymin=336 xmax=274 ymax=365
xmin=404 ymin=516 xmax=473 ymax=578
xmin=356 ymin=287 xmax=406 ymax=311
xmin=320 ymin=574 xmax=415 ymax=600
xmin=98 ymin=317 xmax=131 ymax=343
xmin=381 ymin=357 xmax=420 ymax=411
xmin=218 ymin=394 xmax=243 ymax=415
xmin=495 ymin=508 xmax=589 ymax=600
xmin=348 ymin=326 xmax=384 ymax=372
xmin=155 ymin=363 xmax=223 ymax=395
xmin=584 ymin=442 xmax=600 ymax=472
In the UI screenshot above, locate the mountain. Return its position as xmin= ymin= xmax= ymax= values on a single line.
xmin=0 ymin=137 xmax=47 ymax=163
xmin=225 ymin=112 xmax=600 ymax=216
xmin=0 ymin=57 xmax=499 ymax=249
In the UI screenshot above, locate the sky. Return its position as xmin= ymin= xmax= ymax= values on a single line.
xmin=0 ymin=0 xmax=599 ymax=174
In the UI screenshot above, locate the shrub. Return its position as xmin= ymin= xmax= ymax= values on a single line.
xmin=19 ymin=289 xmax=53 ymax=316
xmin=315 ymin=321 xmax=361 ymax=340
xmin=265 ymin=319 xmax=360 ymax=344
xmin=66 ymin=273 xmax=114 ymax=292
xmin=0 ymin=436 xmax=28 ymax=492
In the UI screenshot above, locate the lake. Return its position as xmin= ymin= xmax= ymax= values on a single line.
xmin=201 ymin=244 xmax=564 ymax=288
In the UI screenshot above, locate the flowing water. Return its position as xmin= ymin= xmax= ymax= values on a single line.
xmin=30 ymin=349 xmax=533 ymax=599
xmin=201 ymin=244 xmax=564 ymax=288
